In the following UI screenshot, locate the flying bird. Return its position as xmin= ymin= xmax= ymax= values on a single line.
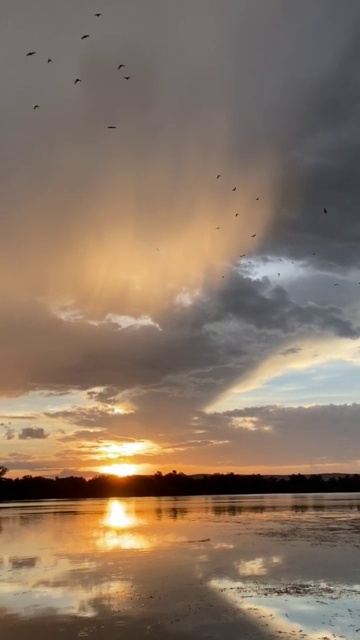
xmin=107 ymin=126 xmax=117 ymax=129
xmin=324 ymin=207 xmax=327 ymax=214
xmin=216 ymin=174 xmax=221 ymax=179
xmin=33 ymin=104 xmax=39 ymax=110
xmin=47 ymin=58 xmax=52 ymax=63
xmin=333 ymin=283 xmax=339 ymax=286
xmin=94 ymin=13 xmax=101 ymax=17
xmin=81 ymin=35 xmax=90 ymax=40
xmin=74 ymin=78 xmax=81 ymax=84
xmin=256 ymin=197 xmax=259 ymax=200
xmin=124 ymin=76 xmax=131 ymax=80
xmin=278 ymin=273 xmax=280 ymax=277
xmin=232 ymin=187 xmax=237 ymax=191
xmin=251 ymin=233 xmax=256 ymax=237
xmin=26 ymin=51 xmax=36 ymax=56
xmin=235 ymin=213 xmax=239 ymax=217
xmin=118 ymin=64 xmax=125 ymax=70
xmin=215 ymin=227 xmax=220 ymax=230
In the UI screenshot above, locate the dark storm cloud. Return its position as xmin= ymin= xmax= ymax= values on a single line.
xmin=0 ymin=268 xmax=357 ymax=400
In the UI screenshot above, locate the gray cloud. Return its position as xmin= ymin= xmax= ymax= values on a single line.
xmin=18 ymin=427 xmax=48 ymax=440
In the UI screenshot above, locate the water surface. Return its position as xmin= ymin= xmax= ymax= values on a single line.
xmin=1 ymin=494 xmax=360 ymax=639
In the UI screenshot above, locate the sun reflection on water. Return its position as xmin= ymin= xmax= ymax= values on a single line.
xmin=98 ymin=499 xmax=152 ymax=551
xmin=104 ymin=500 xmax=137 ymax=529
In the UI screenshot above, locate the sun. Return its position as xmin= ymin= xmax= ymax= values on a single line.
xmin=100 ymin=463 xmax=138 ymax=477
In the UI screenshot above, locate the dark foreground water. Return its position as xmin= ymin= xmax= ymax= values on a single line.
xmin=0 ymin=494 xmax=360 ymax=640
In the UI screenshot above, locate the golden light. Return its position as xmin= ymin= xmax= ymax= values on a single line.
xmin=100 ymin=463 xmax=138 ymax=477
xmin=104 ymin=499 xmax=136 ymax=529
xmin=99 ymin=500 xmax=152 ymax=550
xmin=98 ymin=440 xmax=156 ymax=460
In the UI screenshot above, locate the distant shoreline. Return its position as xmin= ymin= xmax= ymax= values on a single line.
xmin=1 ymin=470 xmax=360 ymax=501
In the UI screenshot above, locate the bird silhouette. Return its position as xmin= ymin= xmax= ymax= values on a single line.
xmin=235 ymin=213 xmax=239 ymax=217
xmin=94 ymin=13 xmax=101 ymax=17
xmin=118 ymin=64 xmax=125 ymax=70
xmin=256 ymin=197 xmax=259 ymax=200
xmin=74 ymin=78 xmax=81 ymax=84
xmin=251 ymin=234 xmax=256 ymax=237
xmin=26 ymin=51 xmax=36 ymax=56
xmin=232 ymin=187 xmax=237 ymax=191
xmin=324 ymin=207 xmax=327 ymax=214
xmin=215 ymin=227 xmax=220 ymax=230
xmin=81 ymin=35 xmax=90 ymax=40
xmin=124 ymin=76 xmax=131 ymax=80
xmin=216 ymin=174 xmax=221 ymax=179
xmin=47 ymin=58 xmax=52 ymax=63
xmin=107 ymin=126 xmax=117 ymax=129
xmin=333 ymin=283 xmax=339 ymax=286
xmin=33 ymin=105 xmax=39 ymax=110
xmin=278 ymin=273 xmax=280 ymax=277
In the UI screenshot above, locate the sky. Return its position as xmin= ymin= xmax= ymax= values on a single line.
xmin=2 ymin=0 xmax=360 ymax=478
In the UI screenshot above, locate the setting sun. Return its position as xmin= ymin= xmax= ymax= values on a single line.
xmin=100 ymin=463 xmax=138 ymax=477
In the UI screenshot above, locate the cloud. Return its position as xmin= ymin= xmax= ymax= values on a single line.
xmin=18 ymin=427 xmax=48 ymax=440
xmin=2 ymin=2 xmax=360 ymax=475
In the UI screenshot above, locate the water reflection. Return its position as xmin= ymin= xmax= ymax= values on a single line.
xmin=0 ymin=495 xmax=360 ymax=639
xmin=104 ymin=499 xmax=138 ymax=529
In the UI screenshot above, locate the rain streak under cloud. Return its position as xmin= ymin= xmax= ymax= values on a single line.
xmin=2 ymin=0 xmax=360 ymax=477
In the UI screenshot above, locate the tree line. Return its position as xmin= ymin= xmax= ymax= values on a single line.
xmin=1 ymin=467 xmax=360 ymax=500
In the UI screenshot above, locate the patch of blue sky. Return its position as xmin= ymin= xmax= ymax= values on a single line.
xmin=226 ymin=360 xmax=360 ymax=409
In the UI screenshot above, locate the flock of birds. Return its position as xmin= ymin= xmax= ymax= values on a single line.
xmin=24 ymin=12 xmax=354 ymax=288
xmin=27 ymin=12 xmax=130 ymax=118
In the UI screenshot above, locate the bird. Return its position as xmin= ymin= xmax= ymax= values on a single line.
xmin=256 ymin=197 xmax=259 ymax=200
xmin=324 ymin=207 xmax=327 ymax=214
xmin=124 ymin=76 xmax=131 ymax=80
xmin=26 ymin=51 xmax=36 ymax=56
xmin=94 ymin=13 xmax=101 ymax=17
xmin=156 ymin=248 xmax=160 ymax=252
xmin=232 ymin=187 xmax=237 ymax=191
xmin=216 ymin=174 xmax=221 ymax=179
xmin=312 ymin=253 xmax=316 ymax=256
xmin=118 ymin=64 xmax=125 ymax=70
xmin=221 ymin=275 xmax=225 ymax=279
xmin=47 ymin=58 xmax=52 ymax=63
xmin=81 ymin=35 xmax=90 ymax=40
xmin=278 ymin=273 xmax=280 ymax=277
xmin=33 ymin=104 xmax=39 ymax=110
xmin=74 ymin=78 xmax=81 ymax=84
xmin=107 ymin=126 xmax=117 ymax=129
xmin=333 ymin=283 xmax=339 ymax=286
xmin=215 ymin=227 xmax=220 ymax=230
xmin=251 ymin=233 xmax=256 ymax=238
xmin=235 ymin=213 xmax=239 ymax=217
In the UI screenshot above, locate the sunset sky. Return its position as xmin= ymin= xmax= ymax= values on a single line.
xmin=2 ymin=1 xmax=360 ymax=478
